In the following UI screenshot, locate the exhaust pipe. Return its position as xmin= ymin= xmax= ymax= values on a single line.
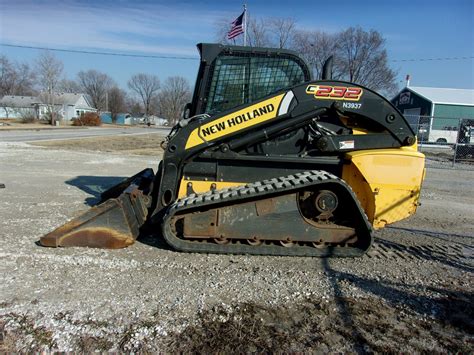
xmin=322 ymin=56 xmax=334 ymax=80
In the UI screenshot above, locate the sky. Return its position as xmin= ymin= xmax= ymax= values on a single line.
xmin=0 ymin=0 xmax=473 ymax=94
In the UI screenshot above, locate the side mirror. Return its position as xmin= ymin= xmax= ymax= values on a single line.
xmin=182 ymin=103 xmax=192 ymax=119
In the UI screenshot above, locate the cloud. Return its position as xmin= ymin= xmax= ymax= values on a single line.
xmin=0 ymin=0 xmax=229 ymax=55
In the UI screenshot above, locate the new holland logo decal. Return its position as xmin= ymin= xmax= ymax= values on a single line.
xmin=185 ymin=93 xmax=285 ymax=150
xmin=200 ymin=103 xmax=275 ymax=138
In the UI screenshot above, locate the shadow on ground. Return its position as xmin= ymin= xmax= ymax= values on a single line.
xmin=163 ymin=239 xmax=473 ymax=352
xmin=322 ymin=259 xmax=474 ymax=352
xmin=387 ymin=225 xmax=474 ymax=242
xmin=61 ymin=174 xmax=172 ymax=251
xmin=137 ymin=230 xmax=173 ymax=251
xmin=376 ymin=237 xmax=474 ymax=273
xmin=65 ymin=176 xmax=128 ymax=206
xmin=166 ymin=258 xmax=472 ymax=353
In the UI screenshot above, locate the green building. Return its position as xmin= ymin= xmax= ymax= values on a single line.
xmin=392 ymin=86 xmax=474 ymax=143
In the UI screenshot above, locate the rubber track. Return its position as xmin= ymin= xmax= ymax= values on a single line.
xmin=162 ymin=170 xmax=373 ymax=257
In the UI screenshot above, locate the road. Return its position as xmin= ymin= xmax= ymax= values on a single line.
xmin=0 ymin=126 xmax=170 ymax=142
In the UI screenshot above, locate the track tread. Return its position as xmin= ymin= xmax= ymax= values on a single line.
xmin=367 ymin=242 xmax=473 ymax=266
xmin=161 ymin=170 xmax=373 ymax=257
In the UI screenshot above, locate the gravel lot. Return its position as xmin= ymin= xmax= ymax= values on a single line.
xmin=0 ymin=142 xmax=473 ymax=352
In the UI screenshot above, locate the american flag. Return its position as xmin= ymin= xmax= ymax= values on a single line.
xmin=227 ymin=11 xmax=245 ymax=40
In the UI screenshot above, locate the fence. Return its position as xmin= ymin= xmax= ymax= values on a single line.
xmin=405 ymin=115 xmax=474 ymax=169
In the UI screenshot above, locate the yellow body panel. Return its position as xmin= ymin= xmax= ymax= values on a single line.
xmin=178 ymin=145 xmax=425 ymax=230
xmin=185 ymin=93 xmax=285 ymax=150
xmin=177 ymin=179 xmax=245 ymax=199
xmin=342 ymin=146 xmax=425 ymax=229
xmin=351 ymin=128 xmax=369 ymax=135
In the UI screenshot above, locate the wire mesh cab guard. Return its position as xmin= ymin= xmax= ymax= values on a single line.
xmin=188 ymin=43 xmax=312 ymax=117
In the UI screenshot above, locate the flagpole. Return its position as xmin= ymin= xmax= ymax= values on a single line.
xmin=243 ymin=4 xmax=247 ymax=46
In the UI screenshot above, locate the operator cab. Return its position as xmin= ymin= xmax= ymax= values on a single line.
xmin=184 ymin=43 xmax=312 ymax=118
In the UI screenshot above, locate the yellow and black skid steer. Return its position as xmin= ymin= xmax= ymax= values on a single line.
xmin=40 ymin=43 xmax=425 ymax=257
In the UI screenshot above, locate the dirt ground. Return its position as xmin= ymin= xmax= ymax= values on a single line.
xmin=31 ymin=134 xmax=166 ymax=156
xmin=0 ymin=141 xmax=473 ymax=352
xmin=0 ymin=119 xmax=144 ymax=130
xmin=0 ymin=118 xmax=78 ymax=129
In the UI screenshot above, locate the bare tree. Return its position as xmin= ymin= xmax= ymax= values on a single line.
xmin=59 ymin=79 xmax=81 ymax=93
xmin=77 ymin=70 xmax=115 ymax=111
xmin=246 ymin=16 xmax=270 ymax=47
xmin=127 ymin=73 xmax=160 ymax=117
xmin=215 ymin=19 xmax=397 ymax=94
xmin=214 ymin=17 xmax=232 ymax=44
xmin=0 ymin=98 xmax=13 ymax=119
xmin=0 ymin=56 xmax=15 ymax=96
xmin=107 ymin=86 xmax=127 ymax=123
xmin=216 ymin=15 xmax=296 ymax=48
xmin=158 ymin=76 xmax=191 ymax=126
xmin=292 ymin=30 xmax=340 ymax=80
xmin=36 ymin=51 xmax=63 ymax=124
xmin=0 ymin=55 xmax=36 ymax=96
xmin=15 ymin=63 xmax=36 ymax=95
xmin=13 ymin=106 xmax=37 ymax=122
xmin=268 ymin=17 xmax=296 ymax=48
xmin=335 ymin=27 xmax=397 ymax=93
xmin=293 ymin=27 xmax=396 ymax=93
xmin=126 ymin=97 xmax=142 ymax=116
xmin=215 ymin=14 xmax=270 ymax=47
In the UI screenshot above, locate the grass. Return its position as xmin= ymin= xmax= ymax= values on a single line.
xmin=76 ymin=335 xmax=113 ymax=352
xmin=1 ymin=293 xmax=472 ymax=352
xmin=31 ymin=133 xmax=167 ymax=156
xmin=164 ymin=295 xmax=474 ymax=353
xmin=1 ymin=314 xmax=56 ymax=352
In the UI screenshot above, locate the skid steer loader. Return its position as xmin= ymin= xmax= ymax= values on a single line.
xmin=40 ymin=43 xmax=425 ymax=257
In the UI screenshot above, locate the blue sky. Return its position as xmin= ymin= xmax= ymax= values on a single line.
xmin=0 ymin=0 xmax=473 ymax=93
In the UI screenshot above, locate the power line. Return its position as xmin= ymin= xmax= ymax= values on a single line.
xmin=1 ymin=43 xmax=473 ymax=63
xmin=391 ymin=56 xmax=474 ymax=62
xmin=0 ymin=43 xmax=199 ymax=60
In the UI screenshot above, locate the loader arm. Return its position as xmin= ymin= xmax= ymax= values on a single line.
xmin=153 ymin=80 xmax=416 ymax=215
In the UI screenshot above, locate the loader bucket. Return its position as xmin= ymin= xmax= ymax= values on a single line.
xmin=40 ymin=168 xmax=155 ymax=249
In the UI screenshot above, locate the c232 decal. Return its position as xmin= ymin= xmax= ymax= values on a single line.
xmin=306 ymin=85 xmax=363 ymax=101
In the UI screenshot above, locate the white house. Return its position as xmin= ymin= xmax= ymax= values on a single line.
xmin=0 ymin=96 xmax=40 ymax=119
xmin=0 ymin=93 xmax=96 ymax=120
xmin=38 ymin=93 xmax=97 ymax=120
